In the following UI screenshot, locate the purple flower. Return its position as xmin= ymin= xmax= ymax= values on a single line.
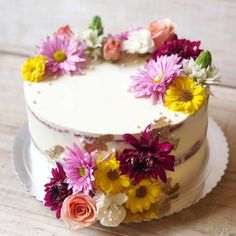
xmin=38 ymin=35 xmax=87 ymax=76
xmin=117 ymin=124 xmax=175 ymax=183
xmin=44 ymin=162 xmax=72 ymax=219
xmin=151 ymin=38 xmax=202 ymax=61
xmin=64 ymin=144 xmax=95 ymax=195
xmin=129 ymin=54 xmax=181 ymax=103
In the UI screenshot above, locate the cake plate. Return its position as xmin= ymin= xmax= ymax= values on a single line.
xmin=12 ymin=117 xmax=229 ymax=220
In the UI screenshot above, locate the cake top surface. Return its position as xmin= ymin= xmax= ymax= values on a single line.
xmin=22 ymin=16 xmax=219 ymax=135
xmin=24 ymin=54 xmax=189 ymax=134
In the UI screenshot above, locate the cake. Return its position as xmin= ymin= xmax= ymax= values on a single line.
xmin=21 ymin=16 xmax=219 ymax=228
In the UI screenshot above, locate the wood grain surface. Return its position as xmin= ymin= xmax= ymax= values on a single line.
xmin=0 ymin=1 xmax=236 ymax=235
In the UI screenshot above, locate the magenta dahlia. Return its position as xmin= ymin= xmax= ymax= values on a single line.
xmin=129 ymin=54 xmax=181 ymax=103
xmin=44 ymin=162 xmax=72 ymax=219
xmin=117 ymin=124 xmax=175 ymax=183
xmin=151 ymin=38 xmax=202 ymax=61
xmin=64 ymin=144 xmax=95 ymax=196
xmin=38 ymin=35 xmax=87 ymax=76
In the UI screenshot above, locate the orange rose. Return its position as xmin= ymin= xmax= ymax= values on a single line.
xmin=103 ymin=38 xmax=122 ymax=61
xmin=148 ymin=18 xmax=175 ymax=49
xmin=54 ymin=25 xmax=73 ymax=37
xmin=61 ymin=194 xmax=96 ymax=230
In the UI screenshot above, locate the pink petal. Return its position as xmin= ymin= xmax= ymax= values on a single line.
xmin=156 ymin=142 xmax=174 ymax=154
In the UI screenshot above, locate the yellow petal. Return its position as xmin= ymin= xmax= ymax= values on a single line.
xmin=120 ymin=176 xmax=130 ymax=187
xmin=192 ymin=87 xmax=205 ymax=96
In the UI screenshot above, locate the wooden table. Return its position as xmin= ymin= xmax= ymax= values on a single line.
xmin=0 ymin=48 xmax=236 ymax=236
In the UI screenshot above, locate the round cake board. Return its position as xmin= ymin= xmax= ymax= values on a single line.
xmin=12 ymin=117 xmax=229 ymax=220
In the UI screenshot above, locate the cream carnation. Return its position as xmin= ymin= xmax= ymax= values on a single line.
xmin=94 ymin=191 xmax=127 ymax=227
xmin=122 ymin=29 xmax=155 ymax=54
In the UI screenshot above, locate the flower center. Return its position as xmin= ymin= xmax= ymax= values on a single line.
xmin=30 ymin=65 xmax=35 ymax=72
xmin=50 ymin=181 xmax=62 ymax=201
xmin=135 ymin=186 xmax=147 ymax=198
xmin=78 ymin=167 xmax=86 ymax=177
xmin=107 ymin=169 xmax=119 ymax=180
xmin=179 ymin=90 xmax=193 ymax=102
xmin=153 ymin=73 xmax=164 ymax=83
xmin=53 ymin=50 xmax=67 ymax=62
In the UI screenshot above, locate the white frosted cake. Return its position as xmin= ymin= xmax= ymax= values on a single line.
xmin=22 ymin=16 xmax=219 ymax=229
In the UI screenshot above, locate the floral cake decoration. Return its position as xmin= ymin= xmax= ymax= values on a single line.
xmin=27 ymin=16 xmax=220 ymax=229
xmin=44 ymin=123 xmax=175 ymax=229
xmin=21 ymin=15 xmax=219 ymax=115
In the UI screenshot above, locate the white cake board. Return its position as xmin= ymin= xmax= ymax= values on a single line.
xmin=12 ymin=117 xmax=229 ymax=220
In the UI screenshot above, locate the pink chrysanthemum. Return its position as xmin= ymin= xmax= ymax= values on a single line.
xmin=64 ymin=144 xmax=95 ymax=196
xmin=38 ymin=35 xmax=87 ymax=76
xmin=129 ymin=54 xmax=181 ymax=103
xmin=44 ymin=162 xmax=72 ymax=219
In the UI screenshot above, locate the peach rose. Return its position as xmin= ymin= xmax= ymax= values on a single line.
xmin=148 ymin=18 xmax=175 ymax=49
xmin=61 ymin=194 xmax=96 ymax=230
xmin=54 ymin=25 xmax=73 ymax=37
xmin=103 ymin=38 xmax=122 ymax=61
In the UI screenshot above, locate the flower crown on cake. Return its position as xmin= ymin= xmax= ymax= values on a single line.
xmin=22 ymin=16 xmax=220 ymax=229
xmin=22 ymin=16 xmax=219 ymax=115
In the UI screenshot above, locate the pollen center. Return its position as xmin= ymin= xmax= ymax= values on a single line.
xmin=136 ymin=186 xmax=147 ymax=198
xmin=107 ymin=170 xmax=119 ymax=180
xmin=30 ymin=65 xmax=35 ymax=72
xmin=78 ymin=167 xmax=86 ymax=177
xmin=53 ymin=50 xmax=67 ymax=62
xmin=179 ymin=90 xmax=193 ymax=102
xmin=153 ymin=73 xmax=164 ymax=83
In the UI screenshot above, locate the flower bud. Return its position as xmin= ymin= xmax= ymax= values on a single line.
xmin=196 ymin=50 xmax=212 ymax=68
xmin=89 ymin=15 xmax=103 ymax=36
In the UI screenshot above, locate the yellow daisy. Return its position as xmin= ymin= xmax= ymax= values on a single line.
xmin=126 ymin=179 xmax=161 ymax=214
xmin=164 ymin=77 xmax=206 ymax=115
xmin=21 ymin=55 xmax=46 ymax=83
xmin=125 ymin=205 xmax=159 ymax=223
xmin=95 ymin=153 xmax=130 ymax=194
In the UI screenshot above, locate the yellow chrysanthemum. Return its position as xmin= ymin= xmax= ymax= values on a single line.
xmin=126 ymin=179 xmax=161 ymax=214
xmin=21 ymin=55 xmax=46 ymax=82
xmin=95 ymin=153 xmax=130 ymax=194
xmin=125 ymin=205 xmax=159 ymax=223
xmin=164 ymin=77 xmax=206 ymax=115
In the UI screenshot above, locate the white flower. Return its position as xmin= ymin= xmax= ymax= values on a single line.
xmin=94 ymin=191 xmax=127 ymax=227
xmin=81 ymin=29 xmax=103 ymax=59
xmin=182 ymin=58 xmax=220 ymax=85
xmin=122 ymin=29 xmax=155 ymax=54
xmin=82 ymin=28 xmax=103 ymax=48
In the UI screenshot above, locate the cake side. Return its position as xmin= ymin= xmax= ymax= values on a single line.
xmin=26 ymin=99 xmax=208 ymax=165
